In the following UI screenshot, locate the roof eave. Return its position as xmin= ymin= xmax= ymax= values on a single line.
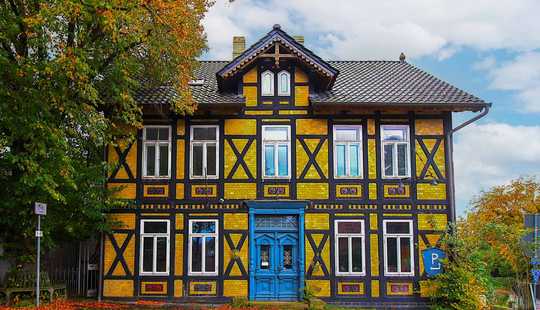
xmin=196 ymin=102 xmax=244 ymax=115
xmin=311 ymin=101 xmax=491 ymax=113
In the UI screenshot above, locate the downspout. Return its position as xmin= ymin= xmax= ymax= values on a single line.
xmin=446 ymin=103 xmax=491 ymax=224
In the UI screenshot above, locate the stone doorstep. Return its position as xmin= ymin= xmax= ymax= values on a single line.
xmin=250 ymin=301 xmax=308 ymax=309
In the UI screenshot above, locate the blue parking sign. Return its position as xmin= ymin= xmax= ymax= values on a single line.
xmin=423 ymin=248 xmax=445 ymax=277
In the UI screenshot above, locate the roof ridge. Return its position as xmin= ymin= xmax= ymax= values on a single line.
xmin=328 ymin=60 xmax=402 ymax=63
xmin=198 ymin=60 xmax=229 ymax=63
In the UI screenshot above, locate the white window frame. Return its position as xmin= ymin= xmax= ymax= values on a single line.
xmin=189 ymin=125 xmax=219 ymax=180
xmin=383 ymin=219 xmax=414 ymax=276
xmin=381 ymin=125 xmax=411 ymax=179
xmin=188 ymin=219 xmax=219 ymax=276
xmin=142 ymin=126 xmax=171 ymax=179
xmin=262 ymin=125 xmax=291 ymax=179
xmin=277 ymin=70 xmax=291 ymax=96
xmin=333 ymin=125 xmax=363 ymax=179
xmin=139 ymin=219 xmax=170 ymax=276
xmin=334 ymin=219 xmax=366 ymax=276
xmin=261 ymin=70 xmax=275 ymax=96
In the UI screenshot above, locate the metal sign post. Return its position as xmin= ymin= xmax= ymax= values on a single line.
xmin=34 ymin=202 xmax=47 ymax=306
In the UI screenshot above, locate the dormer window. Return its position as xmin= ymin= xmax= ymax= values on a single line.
xmin=261 ymin=70 xmax=274 ymax=96
xmin=277 ymin=71 xmax=291 ymax=96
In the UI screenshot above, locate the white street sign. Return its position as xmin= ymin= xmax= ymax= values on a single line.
xmin=35 ymin=230 xmax=43 ymax=237
xmin=34 ymin=202 xmax=47 ymax=215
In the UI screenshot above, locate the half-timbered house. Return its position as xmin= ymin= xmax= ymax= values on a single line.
xmin=101 ymin=25 xmax=489 ymax=306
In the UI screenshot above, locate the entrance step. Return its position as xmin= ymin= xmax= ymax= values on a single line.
xmin=249 ymin=301 xmax=308 ymax=309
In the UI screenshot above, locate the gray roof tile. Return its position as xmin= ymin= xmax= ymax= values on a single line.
xmin=134 ymin=60 xmax=486 ymax=107
xmin=135 ymin=61 xmax=244 ymax=106
xmin=312 ymin=61 xmax=486 ymax=105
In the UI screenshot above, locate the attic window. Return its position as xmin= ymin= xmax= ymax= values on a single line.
xmin=188 ymin=79 xmax=205 ymax=86
xmin=261 ymin=70 xmax=274 ymax=96
xmin=277 ymin=71 xmax=291 ymax=96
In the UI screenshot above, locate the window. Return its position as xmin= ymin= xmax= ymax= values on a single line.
xmin=277 ymin=70 xmax=291 ymax=96
xmin=381 ymin=125 xmax=410 ymax=178
xmin=140 ymin=220 xmax=170 ymax=275
xmin=188 ymin=219 xmax=218 ymax=275
xmin=142 ymin=126 xmax=171 ymax=178
xmin=383 ymin=220 xmax=414 ymax=276
xmin=262 ymin=126 xmax=291 ymax=178
xmin=333 ymin=125 xmax=362 ymax=178
xmin=261 ymin=70 xmax=274 ymax=96
xmin=335 ymin=220 xmax=365 ymax=275
xmin=190 ymin=126 xmax=219 ymax=179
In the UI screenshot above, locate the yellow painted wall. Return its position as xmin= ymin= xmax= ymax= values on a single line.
xmin=223 ymin=280 xmax=248 ymax=297
xmin=305 ymin=213 xmax=329 ymax=230
xmin=243 ymin=67 xmax=258 ymax=83
xmin=176 ymin=140 xmax=185 ymax=179
xmin=109 ymin=183 xmax=136 ymax=200
xmin=225 ymin=119 xmax=257 ymax=135
xmin=295 ymin=86 xmax=309 ymax=107
xmin=243 ymin=86 xmax=257 ymax=107
xmin=415 ymin=119 xmax=444 ymax=135
xmin=368 ymin=139 xmax=377 ymax=179
xmin=108 ymin=140 xmax=137 ymax=179
xmin=103 ymin=280 xmax=133 ymax=297
xmin=297 ymin=183 xmax=329 ymax=200
xmin=417 ymin=183 xmax=446 ymax=200
xmin=418 ymin=214 xmax=447 ymax=231
xmin=296 ymin=119 xmax=327 ymax=135
xmin=224 ymin=183 xmax=257 ymax=200
xmin=306 ymin=280 xmax=331 ymax=297
xmin=175 ymin=234 xmax=183 ymax=276
xmin=224 ymin=213 xmax=248 ymax=230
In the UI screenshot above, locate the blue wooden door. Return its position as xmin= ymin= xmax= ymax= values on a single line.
xmin=253 ymin=216 xmax=300 ymax=300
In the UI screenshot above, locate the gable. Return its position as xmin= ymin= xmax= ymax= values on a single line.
xmin=216 ymin=24 xmax=338 ymax=93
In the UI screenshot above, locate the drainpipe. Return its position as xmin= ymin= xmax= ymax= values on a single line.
xmin=446 ymin=103 xmax=491 ymax=225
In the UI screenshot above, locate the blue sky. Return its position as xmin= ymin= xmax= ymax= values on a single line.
xmin=202 ymin=0 xmax=540 ymax=215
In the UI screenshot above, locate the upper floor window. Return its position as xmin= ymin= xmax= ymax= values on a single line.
xmin=140 ymin=219 xmax=170 ymax=275
xmin=188 ymin=219 xmax=218 ymax=275
xmin=335 ymin=220 xmax=365 ymax=276
xmin=277 ymin=70 xmax=291 ymax=96
xmin=381 ymin=125 xmax=410 ymax=178
xmin=383 ymin=220 xmax=414 ymax=276
xmin=334 ymin=125 xmax=362 ymax=178
xmin=262 ymin=126 xmax=290 ymax=178
xmin=190 ymin=125 xmax=219 ymax=179
xmin=261 ymin=70 xmax=274 ymax=96
xmin=142 ymin=126 xmax=171 ymax=178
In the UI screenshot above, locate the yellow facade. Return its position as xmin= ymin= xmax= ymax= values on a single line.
xmin=103 ymin=280 xmax=133 ymax=297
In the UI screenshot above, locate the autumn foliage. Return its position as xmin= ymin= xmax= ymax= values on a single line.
xmin=426 ymin=177 xmax=540 ymax=309
xmin=0 ymin=0 xmax=212 ymax=261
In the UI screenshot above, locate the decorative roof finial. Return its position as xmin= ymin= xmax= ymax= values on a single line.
xmin=399 ymin=52 xmax=406 ymax=62
xmin=273 ymin=24 xmax=281 ymax=30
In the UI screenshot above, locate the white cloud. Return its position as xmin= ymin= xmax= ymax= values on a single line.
xmin=473 ymin=56 xmax=496 ymax=71
xmin=203 ymin=0 xmax=540 ymax=60
xmin=454 ymin=122 xmax=540 ymax=214
xmin=471 ymin=52 xmax=540 ymax=112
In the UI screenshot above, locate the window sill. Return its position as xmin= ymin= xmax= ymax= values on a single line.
xmin=190 ymin=176 xmax=219 ymax=180
xmin=142 ymin=176 xmax=171 ymax=180
xmin=334 ymin=176 xmax=364 ymax=180
xmin=262 ymin=176 xmax=291 ymax=180
xmin=188 ymin=272 xmax=218 ymax=276
xmin=384 ymin=272 xmax=415 ymax=277
xmin=139 ymin=272 xmax=170 ymax=276
xmin=381 ymin=176 xmax=411 ymax=180
xmin=336 ymin=272 xmax=366 ymax=277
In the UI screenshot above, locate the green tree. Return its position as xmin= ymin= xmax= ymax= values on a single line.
xmin=426 ymin=177 xmax=540 ymax=309
xmin=0 ymin=0 xmax=212 ymax=263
